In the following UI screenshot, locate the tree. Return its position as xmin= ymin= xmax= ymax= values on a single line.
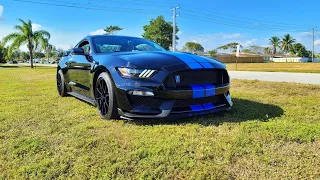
xmin=217 ymin=42 xmax=242 ymax=52
xmin=34 ymin=52 xmax=45 ymax=59
xmin=249 ymin=45 xmax=265 ymax=54
xmin=0 ymin=42 xmax=8 ymax=63
xmin=207 ymin=49 xmax=217 ymax=57
xmin=290 ymin=43 xmax=309 ymax=57
xmin=242 ymin=49 xmax=251 ymax=53
xmin=269 ymin=36 xmax=280 ymax=55
xmin=183 ymin=42 xmax=204 ymax=52
xmin=2 ymin=19 xmax=50 ymax=68
xmin=56 ymin=48 xmax=65 ymax=57
xmin=264 ymin=47 xmax=272 ymax=54
xmin=280 ymin=34 xmax=296 ymax=61
xmin=217 ymin=45 xmax=229 ymax=51
xmin=104 ymin=25 xmax=123 ymax=35
xmin=142 ymin=16 xmax=179 ymax=50
xmin=21 ymin=51 xmax=30 ymax=61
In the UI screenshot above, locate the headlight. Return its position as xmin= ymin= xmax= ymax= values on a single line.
xmin=118 ymin=68 xmax=157 ymax=78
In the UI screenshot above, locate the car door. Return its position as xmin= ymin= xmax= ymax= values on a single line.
xmin=67 ymin=40 xmax=92 ymax=97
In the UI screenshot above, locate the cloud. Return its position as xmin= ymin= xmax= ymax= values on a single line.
xmin=32 ymin=23 xmax=42 ymax=31
xmin=89 ymin=29 xmax=105 ymax=35
xmin=177 ymin=31 xmax=183 ymax=35
xmin=315 ymin=40 xmax=320 ymax=46
xmin=242 ymin=39 xmax=257 ymax=47
xmin=0 ymin=5 xmax=3 ymax=17
xmin=220 ymin=33 xmax=243 ymax=39
xmin=0 ymin=5 xmax=3 ymax=21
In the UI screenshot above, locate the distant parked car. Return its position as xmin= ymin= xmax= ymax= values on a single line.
xmin=34 ymin=59 xmax=40 ymax=63
xmin=9 ymin=60 xmax=18 ymax=64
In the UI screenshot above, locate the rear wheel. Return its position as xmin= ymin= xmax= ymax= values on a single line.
xmin=57 ymin=69 xmax=67 ymax=97
xmin=95 ymin=72 xmax=119 ymax=120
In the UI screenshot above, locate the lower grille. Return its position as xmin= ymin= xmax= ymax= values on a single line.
xmin=128 ymin=95 xmax=164 ymax=108
xmin=174 ymin=95 xmax=224 ymax=108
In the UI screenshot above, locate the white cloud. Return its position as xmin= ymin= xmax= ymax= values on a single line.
xmin=242 ymin=39 xmax=257 ymax=47
xmin=32 ymin=23 xmax=42 ymax=31
xmin=177 ymin=31 xmax=183 ymax=35
xmin=220 ymin=33 xmax=243 ymax=39
xmin=315 ymin=40 xmax=320 ymax=46
xmin=89 ymin=29 xmax=105 ymax=35
xmin=0 ymin=5 xmax=3 ymax=17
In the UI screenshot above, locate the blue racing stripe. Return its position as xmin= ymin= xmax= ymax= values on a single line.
xmin=203 ymin=84 xmax=215 ymax=97
xmin=187 ymin=62 xmax=203 ymax=69
xmin=190 ymin=84 xmax=205 ymax=98
xmin=186 ymin=54 xmax=214 ymax=69
xmin=202 ymin=103 xmax=215 ymax=110
xmin=190 ymin=104 xmax=204 ymax=111
xmin=165 ymin=52 xmax=203 ymax=69
xmin=200 ymin=62 xmax=214 ymax=69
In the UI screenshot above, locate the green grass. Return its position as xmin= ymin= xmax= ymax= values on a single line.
xmin=0 ymin=67 xmax=320 ymax=179
xmin=226 ymin=62 xmax=320 ymax=73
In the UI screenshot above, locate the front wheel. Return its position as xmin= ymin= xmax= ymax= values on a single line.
xmin=57 ymin=69 xmax=68 ymax=97
xmin=95 ymin=72 xmax=119 ymax=120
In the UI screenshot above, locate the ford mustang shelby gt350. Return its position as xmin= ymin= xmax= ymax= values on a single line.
xmin=56 ymin=35 xmax=232 ymax=120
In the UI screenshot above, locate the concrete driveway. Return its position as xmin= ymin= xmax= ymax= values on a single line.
xmin=229 ymin=71 xmax=320 ymax=85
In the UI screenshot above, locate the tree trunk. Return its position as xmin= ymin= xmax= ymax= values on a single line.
xmin=29 ymin=49 xmax=34 ymax=68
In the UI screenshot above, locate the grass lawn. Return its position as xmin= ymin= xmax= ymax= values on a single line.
xmin=0 ymin=67 xmax=319 ymax=179
xmin=226 ymin=62 xmax=320 ymax=73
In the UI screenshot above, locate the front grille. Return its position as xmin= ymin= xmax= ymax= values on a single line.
xmin=128 ymin=95 xmax=164 ymax=108
xmin=174 ymin=95 xmax=224 ymax=108
xmin=164 ymin=69 xmax=229 ymax=88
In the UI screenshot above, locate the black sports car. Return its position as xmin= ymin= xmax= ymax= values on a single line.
xmin=57 ymin=35 xmax=232 ymax=120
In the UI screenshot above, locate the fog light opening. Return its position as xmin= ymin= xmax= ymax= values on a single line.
xmin=128 ymin=90 xmax=154 ymax=96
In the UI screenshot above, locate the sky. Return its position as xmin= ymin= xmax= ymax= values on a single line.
xmin=1 ymin=0 xmax=320 ymax=52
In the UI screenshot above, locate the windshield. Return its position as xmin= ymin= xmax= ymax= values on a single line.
xmin=93 ymin=36 xmax=166 ymax=53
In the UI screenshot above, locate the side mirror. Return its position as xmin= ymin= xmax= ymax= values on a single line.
xmin=72 ymin=48 xmax=85 ymax=55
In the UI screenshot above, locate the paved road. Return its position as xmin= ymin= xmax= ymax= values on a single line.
xmin=229 ymin=71 xmax=320 ymax=85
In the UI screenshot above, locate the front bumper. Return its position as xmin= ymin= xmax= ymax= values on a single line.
xmin=111 ymin=67 xmax=232 ymax=120
xmin=115 ymin=83 xmax=232 ymax=120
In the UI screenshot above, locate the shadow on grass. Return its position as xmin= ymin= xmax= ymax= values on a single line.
xmin=129 ymin=98 xmax=284 ymax=126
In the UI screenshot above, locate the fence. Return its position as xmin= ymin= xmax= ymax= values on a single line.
xmin=214 ymin=56 xmax=265 ymax=63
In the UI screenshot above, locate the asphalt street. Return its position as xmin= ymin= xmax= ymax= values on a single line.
xmin=229 ymin=71 xmax=320 ymax=85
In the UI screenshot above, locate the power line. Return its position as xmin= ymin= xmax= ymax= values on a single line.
xmin=11 ymin=0 xmax=167 ymax=14
xmin=181 ymin=5 xmax=314 ymax=28
xmin=181 ymin=9 xmax=309 ymax=30
xmin=10 ymin=0 xmax=315 ymax=32
xmin=180 ymin=13 xmax=308 ymax=32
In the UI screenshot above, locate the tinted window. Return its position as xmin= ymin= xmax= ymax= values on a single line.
xmin=93 ymin=36 xmax=166 ymax=53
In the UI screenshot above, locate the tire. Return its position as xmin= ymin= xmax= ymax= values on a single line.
xmin=57 ymin=69 xmax=68 ymax=97
xmin=94 ymin=72 xmax=119 ymax=120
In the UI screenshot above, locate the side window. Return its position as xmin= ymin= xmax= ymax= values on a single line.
xmin=78 ymin=41 xmax=90 ymax=55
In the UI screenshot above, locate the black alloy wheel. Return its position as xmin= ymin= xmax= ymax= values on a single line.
xmin=57 ymin=69 xmax=67 ymax=97
xmin=95 ymin=72 xmax=119 ymax=119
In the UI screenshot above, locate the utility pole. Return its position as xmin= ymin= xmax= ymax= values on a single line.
xmin=312 ymin=28 xmax=315 ymax=62
xmin=171 ymin=5 xmax=179 ymax=52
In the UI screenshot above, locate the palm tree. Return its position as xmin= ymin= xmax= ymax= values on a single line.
xmin=2 ymin=19 xmax=50 ymax=68
xmin=104 ymin=25 xmax=123 ymax=35
xmin=269 ymin=36 xmax=280 ymax=56
xmin=280 ymin=34 xmax=296 ymax=62
xmin=264 ymin=47 xmax=272 ymax=54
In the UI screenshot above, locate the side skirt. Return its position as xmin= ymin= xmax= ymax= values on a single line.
xmin=67 ymin=91 xmax=96 ymax=106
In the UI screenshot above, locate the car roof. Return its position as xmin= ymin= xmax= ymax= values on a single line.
xmin=84 ymin=35 xmax=144 ymax=41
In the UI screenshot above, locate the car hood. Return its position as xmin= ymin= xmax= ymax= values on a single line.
xmin=109 ymin=51 xmax=226 ymax=70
